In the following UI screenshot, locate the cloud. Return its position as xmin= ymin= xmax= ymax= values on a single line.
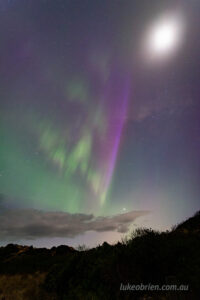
xmin=0 ymin=198 xmax=148 ymax=240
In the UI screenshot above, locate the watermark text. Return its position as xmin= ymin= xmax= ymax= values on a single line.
xmin=120 ymin=283 xmax=189 ymax=291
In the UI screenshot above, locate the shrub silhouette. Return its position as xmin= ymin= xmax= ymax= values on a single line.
xmin=0 ymin=211 xmax=199 ymax=299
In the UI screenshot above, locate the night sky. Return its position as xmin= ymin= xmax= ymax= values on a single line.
xmin=0 ymin=0 xmax=200 ymax=247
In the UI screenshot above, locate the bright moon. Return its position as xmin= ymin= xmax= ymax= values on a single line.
xmin=147 ymin=16 xmax=183 ymax=57
xmin=152 ymin=22 xmax=178 ymax=53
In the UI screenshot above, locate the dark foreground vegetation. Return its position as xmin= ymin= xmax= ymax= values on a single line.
xmin=0 ymin=211 xmax=200 ymax=300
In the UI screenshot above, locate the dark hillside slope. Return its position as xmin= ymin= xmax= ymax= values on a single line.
xmin=0 ymin=211 xmax=199 ymax=299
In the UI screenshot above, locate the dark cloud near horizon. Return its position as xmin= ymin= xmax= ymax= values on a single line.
xmin=0 ymin=198 xmax=148 ymax=240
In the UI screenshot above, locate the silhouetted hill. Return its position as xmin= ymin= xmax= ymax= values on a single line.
xmin=174 ymin=211 xmax=200 ymax=232
xmin=0 ymin=244 xmax=76 ymax=275
xmin=0 ymin=211 xmax=199 ymax=299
